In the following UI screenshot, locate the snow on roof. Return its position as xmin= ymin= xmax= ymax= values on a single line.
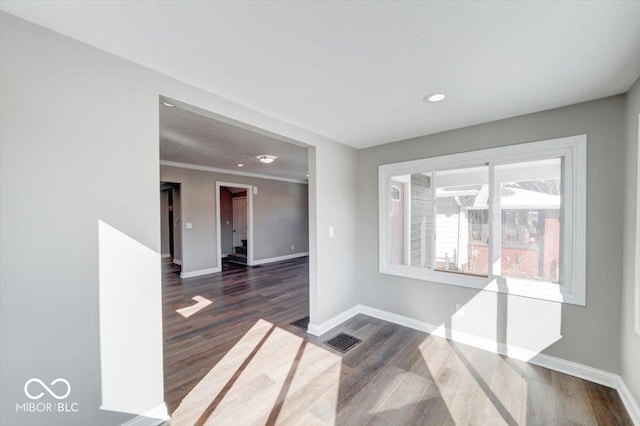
xmin=470 ymin=185 xmax=560 ymax=209
xmin=437 ymin=184 xmax=560 ymax=210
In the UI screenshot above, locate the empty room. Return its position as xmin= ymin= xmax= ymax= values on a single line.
xmin=1 ymin=2 xmax=639 ymax=426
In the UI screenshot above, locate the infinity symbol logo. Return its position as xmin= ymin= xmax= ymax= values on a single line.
xmin=24 ymin=378 xmax=71 ymax=400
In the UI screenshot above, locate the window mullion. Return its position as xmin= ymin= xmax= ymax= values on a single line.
xmin=431 ymin=170 xmax=437 ymax=270
xmin=489 ymin=163 xmax=501 ymax=277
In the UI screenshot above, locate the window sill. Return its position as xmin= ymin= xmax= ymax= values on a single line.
xmin=380 ymin=264 xmax=584 ymax=306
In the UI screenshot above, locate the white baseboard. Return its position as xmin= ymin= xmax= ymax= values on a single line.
xmin=180 ymin=267 xmax=220 ymax=278
xmin=307 ymin=305 xmax=361 ymax=336
xmin=120 ymin=403 xmax=170 ymax=426
xmin=252 ymin=252 xmax=309 ymax=266
xmin=309 ymin=304 xmax=640 ymax=424
xmin=161 ymin=253 xmax=171 ymax=258
xmin=172 ymin=259 xmax=182 ymax=265
xmin=618 ymin=379 xmax=640 ymax=426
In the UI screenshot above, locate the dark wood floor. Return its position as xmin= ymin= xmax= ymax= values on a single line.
xmin=162 ymin=257 xmax=632 ymax=425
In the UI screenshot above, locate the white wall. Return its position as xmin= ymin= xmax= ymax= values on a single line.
xmin=0 ymin=12 xmax=358 ymax=426
xmin=357 ymin=96 xmax=626 ymax=373
xmin=622 ymin=77 xmax=640 ymax=407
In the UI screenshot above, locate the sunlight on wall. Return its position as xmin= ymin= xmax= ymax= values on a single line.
xmin=176 ymin=295 xmax=212 ymax=318
xmin=450 ymin=291 xmax=562 ymax=361
xmin=170 ymin=319 xmax=342 ymax=425
xmin=98 ymin=220 xmax=164 ymax=416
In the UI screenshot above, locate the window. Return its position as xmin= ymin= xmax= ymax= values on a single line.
xmin=390 ymin=185 xmax=401 ymax=201
xmin=379 ymin=135 xmax=586 ymax=305
xmin=469 ymin=210 xmax=489 ymax=244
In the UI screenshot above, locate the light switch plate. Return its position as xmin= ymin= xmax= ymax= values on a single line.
xmin=186 ymin=222 xmax=193 ymax=229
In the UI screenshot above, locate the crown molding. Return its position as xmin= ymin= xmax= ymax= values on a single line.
xmin=160 ymin=161 xmax=308 ymax=184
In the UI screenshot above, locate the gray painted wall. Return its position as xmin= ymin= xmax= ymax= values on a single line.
xmin=1 ymin=13 xmax=161 ymax=426
xmin=1 ymin=12 xmax=359 ymax=426
xmin=622 ymin=77 xmax=640 ymax=405
xmin=357 ymin=96 xmax=626 ymax=373
xmin=160 ymin=190 xmax=170 ymax=255
xmin=160 ymin=165 xmax=309 ymax=271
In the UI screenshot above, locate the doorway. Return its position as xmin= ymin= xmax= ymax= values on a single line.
xmin=232 ymin=195 xmax=247 ymax=248
xmin=160 ymin=182 xmax=183 ymax=268
xmin=216 ymin=182 xmax=253 ymax=267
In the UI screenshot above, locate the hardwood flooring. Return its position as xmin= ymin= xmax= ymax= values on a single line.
xmin=162 ymin=258 xmax=632 ymax=425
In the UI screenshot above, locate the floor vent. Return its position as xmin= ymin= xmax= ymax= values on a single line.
xmin=324 ymin=333 xmax=362 ymax=353
xmin=290 ymin=316 xmax=310 ymax=330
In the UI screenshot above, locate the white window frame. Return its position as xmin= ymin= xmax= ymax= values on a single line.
xmin=379 ymin=135 xmax=587 ymax=305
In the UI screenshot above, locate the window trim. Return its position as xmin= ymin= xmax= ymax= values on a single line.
xmin=378 ymin=135 xmax=587 ymax=305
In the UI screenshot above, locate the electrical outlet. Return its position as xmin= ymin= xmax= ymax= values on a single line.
xmin=455 ymin=304 xmax=465 ymax=316
xmin=291 ymin=245 xmax=295 ymax=251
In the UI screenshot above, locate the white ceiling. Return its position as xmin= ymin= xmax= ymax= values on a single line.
xmin=2 ymin=1 xmax=639 ymax=148
xmin=159 ymin=100 xmax=308 ymax=182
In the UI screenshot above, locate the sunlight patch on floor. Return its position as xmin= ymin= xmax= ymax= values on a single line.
xmin=169 ymin=319 xmax=342 ymax=426
xmin=170 ymin=319 xmax=274 ymax=425
xmin=176 ymin=295 xmax=212 ymax=318
xmin=416 ymin=336 xmax=528 ymax=425
xmin=275 ymin=343 xmax=342 ymax=425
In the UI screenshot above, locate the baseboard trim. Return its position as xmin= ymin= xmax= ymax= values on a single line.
xmin=119 ymin=403 xmax=170 ymax=426
xmin=618 ymin=379 xmax=640 ymax=426
xmin=309 ymin=303 xmax=640 ymax=424
xmin=180 ymin=267 xmax=220 ymax=278
xmin=252 ymin=252 xmax=309 ymax=266
xmin=172 ymin=259 xmax=182 ymax=266
xmin=307 ymin=305 xmax=360 ymax=336
xmin=161 ymin=253 xmax=171 ymax=258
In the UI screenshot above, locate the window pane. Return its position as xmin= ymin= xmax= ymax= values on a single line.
xmin=496 ymin=158 xmax=562 ymax=283
xmin=388 ymin=173 xmax=434 ymax=267
xmin=410 ymin=173 xmax=433 ymax=268
xmin=435 ymin=166 xmax=489 ymax=276
xmin=389 ymin=177 xmax=408 ymax=265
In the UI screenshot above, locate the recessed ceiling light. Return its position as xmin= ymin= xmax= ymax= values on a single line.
xmin=236 ymin=163 xmax=244 ymax=167
xmin=424 ymin=93 xmax=446 ymax=103
xmin=257 ymin=155 xmax=276 ymax=164
xmin=162 ymin=101 xmax=175 ymax=107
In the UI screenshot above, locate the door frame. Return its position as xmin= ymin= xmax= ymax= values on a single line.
xmin=215 ymin=181 xmax=254 ymax=266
